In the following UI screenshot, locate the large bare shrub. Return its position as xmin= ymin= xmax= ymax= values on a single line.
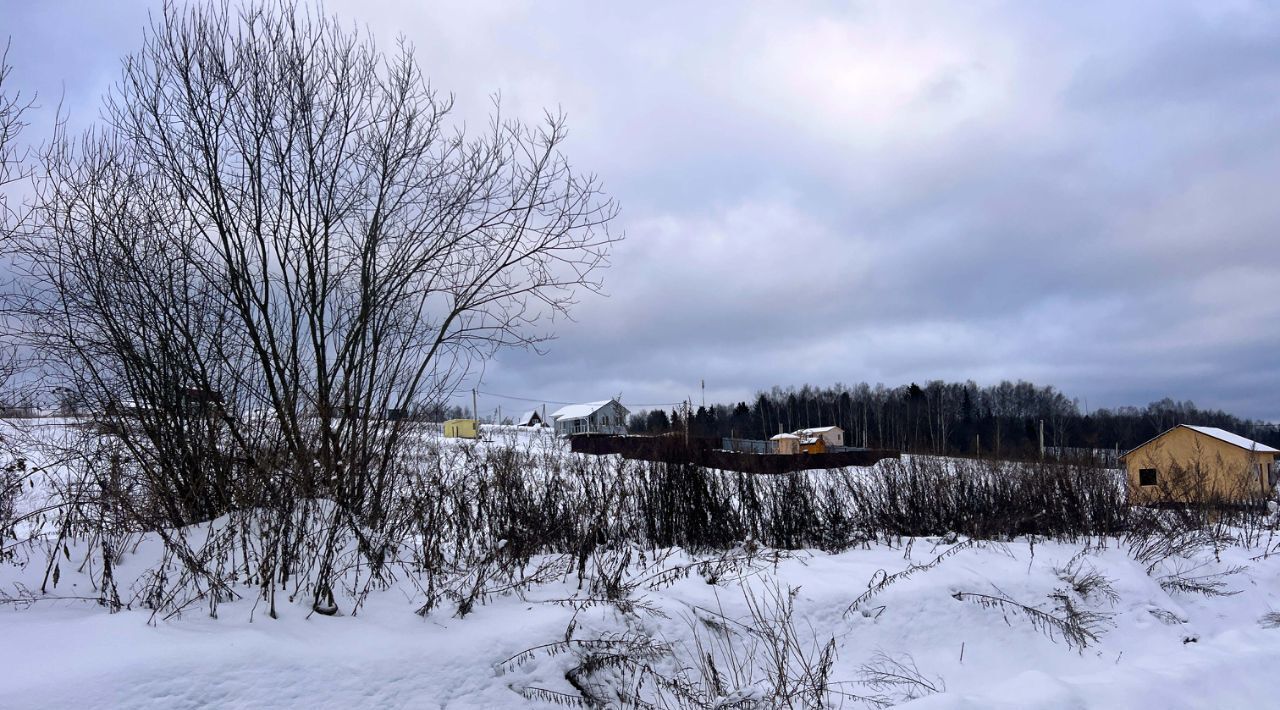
xmin=10 ymin=1 xmax=616 ymax=613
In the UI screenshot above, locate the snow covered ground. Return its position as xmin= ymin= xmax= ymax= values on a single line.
xmin=3 ymin=421 xmax=1280 ymax=708
xmin=5 ymin=536 xmax=1280 ymax=708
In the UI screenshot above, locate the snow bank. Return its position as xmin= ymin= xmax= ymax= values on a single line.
xmin=4 ymin=532 xmax=1280 ymax=708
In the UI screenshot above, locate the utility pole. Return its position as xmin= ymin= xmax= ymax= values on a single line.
xmin=1039 ymin=419 xmax=1045 ymax=460
xmin=701 ymin=379 xmax=705 ymax=408
xmin=472 ymin=389 xmax=478 ymax=422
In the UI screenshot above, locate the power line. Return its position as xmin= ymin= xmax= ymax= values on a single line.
xmin=475 ymin=389 xmax=685 ymax=408
xmin=627 ymin=401 xmax=694 ymax=408
xmin=476 ymin=390 xmax=558 ymax=404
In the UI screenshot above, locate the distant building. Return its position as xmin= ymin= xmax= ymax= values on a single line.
xmin=444 ymin=418 xmax=479 ymax=439
xmin=550 ymin=400 xmax=629 ymax=436
xmin=798 ymin=436 xmax=828 ymax=454
xmin=517 ymin=410 xmax=546 ymax=427
xmin=770 ymin=432 xmax=800 ymax=455
xmin=1120 ymin=425 xmax=1279 ymax=503
xmin=710 ymin=425 xmax=849 ymax=457
xmin=795 ymin=426 xmax=844 ymax=448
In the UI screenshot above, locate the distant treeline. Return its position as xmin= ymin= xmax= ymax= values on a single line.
xmin=626 ymin=381 xmax=1280 ymax=457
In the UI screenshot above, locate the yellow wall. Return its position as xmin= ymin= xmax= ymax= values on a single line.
xmin=444 ymin=419 xmax=478 ymax=439
xmin=800 ymin=438 xmax=827 ymax=455
xmin=1123 ymin=427 xmax=1275 ymax=503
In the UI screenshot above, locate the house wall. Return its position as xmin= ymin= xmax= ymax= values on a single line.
xmin=444 ymin=419 xmax=478 ymax=439
xmin=800 ymin=438 xmax=827 ymax=455
xmin=774 ymin=438 xmax=800 ymax=455
xmin=555 ymin=417 xmax=587 ymax=435
xmin=1124 ymin=427 xmax=1276 ymax=503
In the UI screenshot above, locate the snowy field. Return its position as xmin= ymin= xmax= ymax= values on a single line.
xmin=3 ymin=422 xmax=1280 ymax=708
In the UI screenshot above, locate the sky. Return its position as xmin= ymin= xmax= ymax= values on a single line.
xmin=4 ymin=1 xmax=1280 ymax=420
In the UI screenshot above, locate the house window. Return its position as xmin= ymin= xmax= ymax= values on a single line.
xmin=1138 ymin=468 xmax=1157 ymax=487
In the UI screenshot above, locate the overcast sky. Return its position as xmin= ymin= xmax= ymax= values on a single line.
xmin=5 ymin=1 xmax=1280 ymax=420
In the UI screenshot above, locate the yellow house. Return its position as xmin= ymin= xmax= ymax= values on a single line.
xmin=444 ymin=418 xmax=479 ymax=439
xmin=1120 ymin=425 xmax=1278 ymax=504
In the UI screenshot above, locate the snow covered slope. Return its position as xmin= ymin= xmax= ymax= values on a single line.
xmin=4 ymin=534 xmax=1280 ymax=708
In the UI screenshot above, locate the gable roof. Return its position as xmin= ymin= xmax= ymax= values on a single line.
xmin=517 ymin=410 xmax=542 ymax=426
xmin=1182 ymin=425 xmax=1279 ymax=454
xmin=1121 ymin=424 xmax=1279 ymax=460
xmin=770 ymin=433 xmax=800 ymax=440
xmin=796 ymin=426 xmax=841 ymax=435
xmin=550 ymin=400 xmax=625 ymax=420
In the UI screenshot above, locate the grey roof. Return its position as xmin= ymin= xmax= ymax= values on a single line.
xmin=550 ymin=400 xmax=627 ymax=420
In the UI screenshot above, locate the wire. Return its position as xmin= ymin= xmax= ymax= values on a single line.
xmin=475 ymin=390 xmax=568 ymax=405
xmin=475 ymin=389 xmax=685 ymax=408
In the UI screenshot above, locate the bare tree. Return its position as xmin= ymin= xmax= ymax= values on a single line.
xmin=0 ymin=39 xmax=30 ymax=217
xmin=0 ymin=38 xmax=36 ymax=566
xmin=12 ymin=1 xmax=617 ymax=611
xmin=0 ymin=39 xmax=34 ymax=393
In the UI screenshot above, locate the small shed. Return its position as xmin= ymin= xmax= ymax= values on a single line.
xmin=770 ymin=433 xmax=801 ymax=455
xmin=444 ymin=418 xmax=479 ymax=439
xmin=517 ymin=410 xmax=546 ymax=427
xmin=550 ymin=399 xmax=629 ymax=436
xmin=1120 ymin=425 xmax=1279 ymax=503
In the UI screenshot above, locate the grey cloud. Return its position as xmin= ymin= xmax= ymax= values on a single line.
xmin=5 ymin=0 xmax=1280 ymax=419
xmin=1066 ymin=7 xmax=1280 ymax=109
